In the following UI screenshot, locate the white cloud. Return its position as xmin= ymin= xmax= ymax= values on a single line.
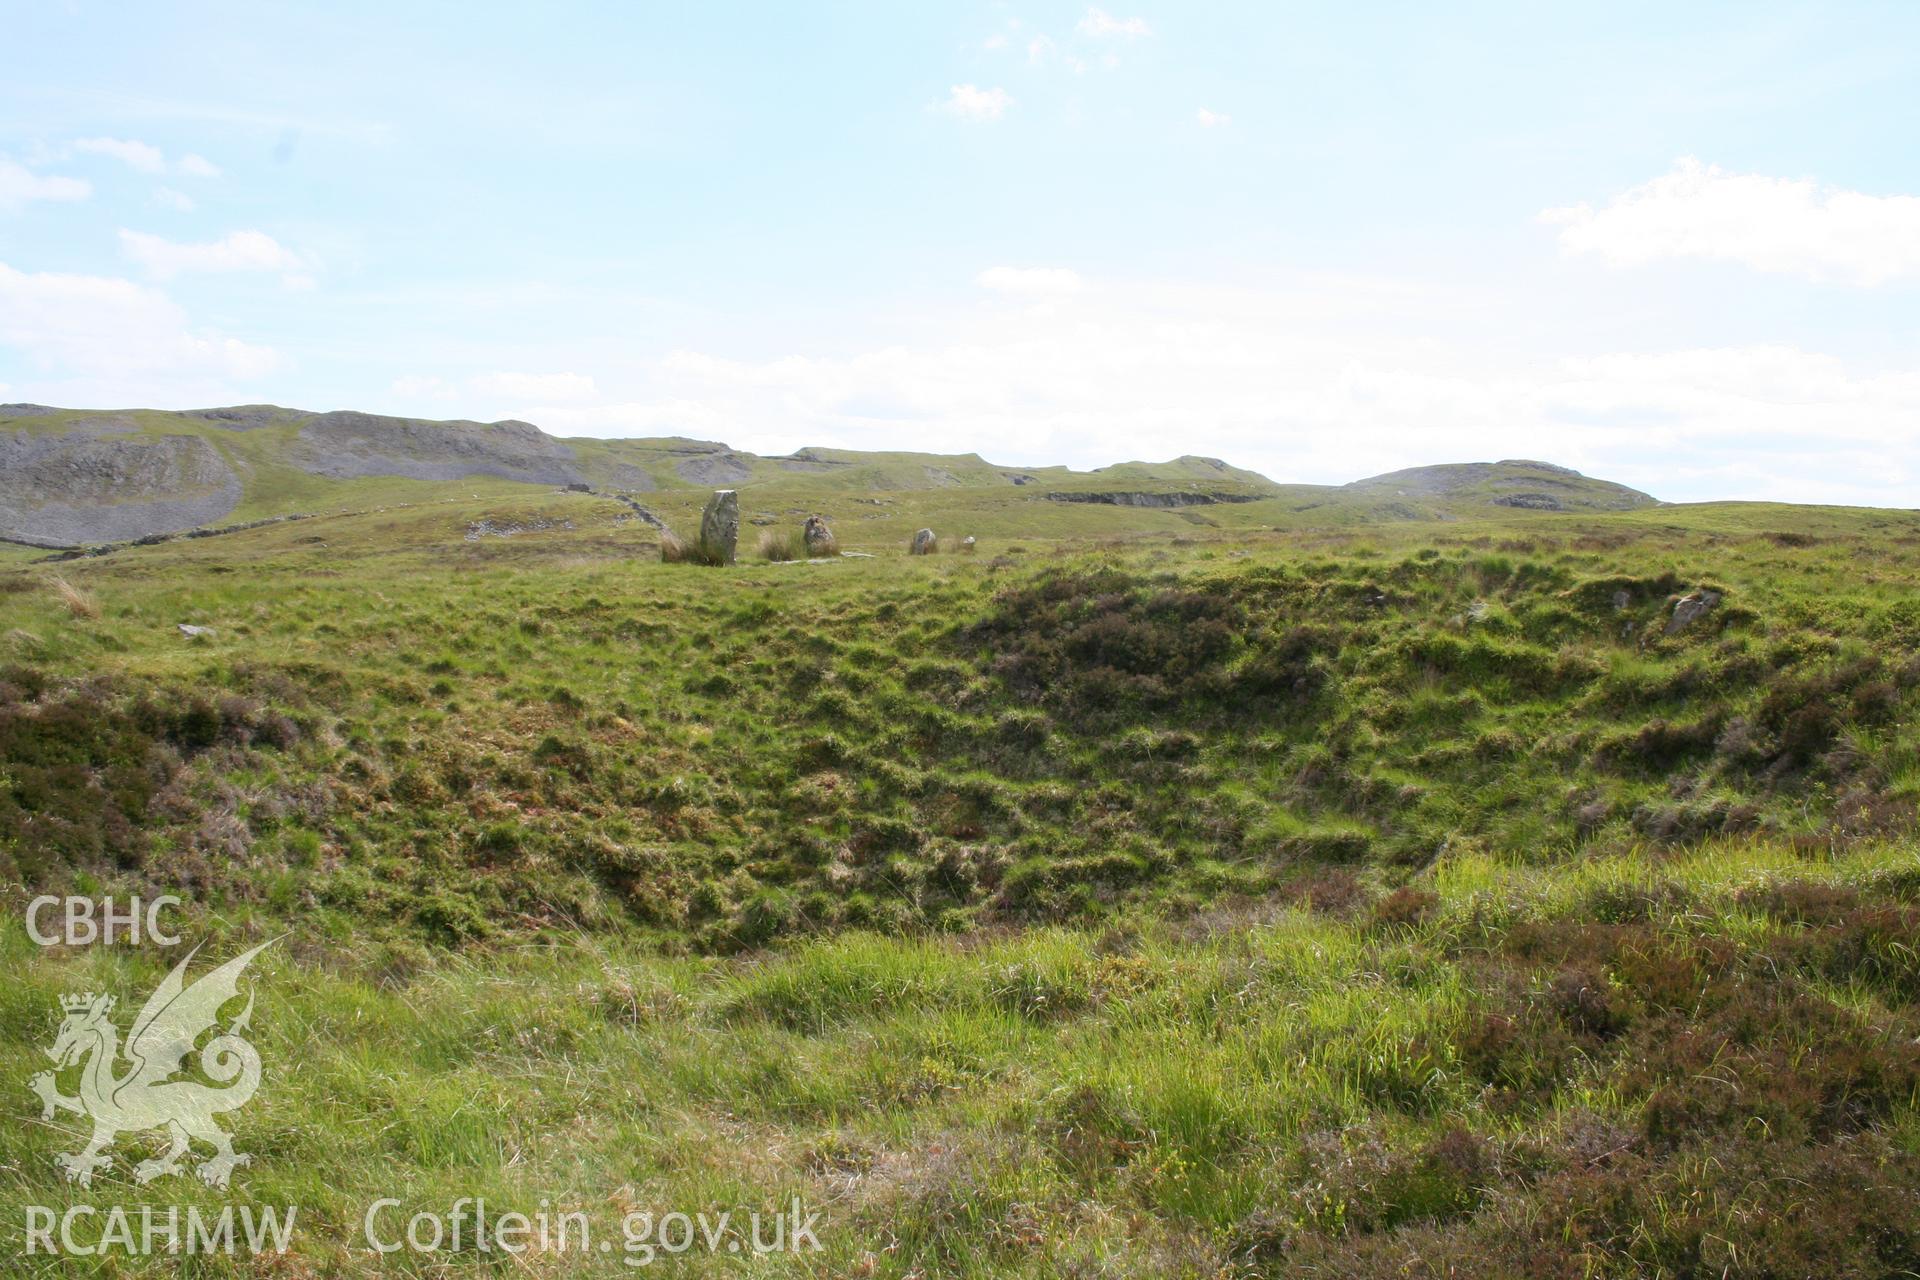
xmin=1078 ymin=7 xmax=1152 ymax=38
xmin=472 ymin=370 xmax=598 ymax=401
xmin=1196 ymin=107 xmax=1231 ymax=128
xmin=74 ymin=136 xmax=166 ymax=174
xmin=940 ymin=84 xmax=1012 ymax=122
xmin=522 ymin=276 xmax=1920 ymax=506
xmin=1543 ymin=157 xmax=1920 ymax=287
xmin=153 ymin=186 xmax=196 ymax=212
xmin=0 ymin=261 xmax=278 ymax=383
xmin=119 ymin=228 xmax=310 ymax=286
xmin=0 ymin=159 xmax=90 ymax=211
xmin=1027 ymin=35 xmax=1055 ymax=65
xmin=977 ymin=266 xmax=1083 ymax=296
xmin=72 ymin=137 xmax=222 ymax=179
xmin=983 ymin=33 xmax=1008 ymax=50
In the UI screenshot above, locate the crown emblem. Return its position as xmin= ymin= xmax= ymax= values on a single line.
xmin=60 ymin=993 xmax=110 ymax=1014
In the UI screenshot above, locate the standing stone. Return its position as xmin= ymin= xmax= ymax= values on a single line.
xmin=698 ymin=489 xmax=739 ymax=565
xmin=961 ymin=535 xmax=977 ymax=553
xmin=910 ymin=528 xmax=937 ymax=556
xmin=803 ymin=514 xmax=835 ymax=557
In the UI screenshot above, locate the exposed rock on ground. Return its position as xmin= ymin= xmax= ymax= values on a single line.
xmin=675 ymin=451 xmax=754 ymax=486
xmin=292 ymin=411 xmax=586 ymax=485
xmin=1666 ymin=589 xmax=1722 ymax=634
xmin=0 ymin=430 xmax=242 ymax=544
xmin=464 ymin=517 xmax=575 ymax=540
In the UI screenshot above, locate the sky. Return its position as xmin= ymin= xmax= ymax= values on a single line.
xmin=2 ymin=1 xmax=1918 ymax=505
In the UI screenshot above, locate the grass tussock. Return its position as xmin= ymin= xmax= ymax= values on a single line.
xmin=756 ymin=528 xmax=805 ymax=561
xmin=47 ymin=574 xmax=98 ymax=619
xmin=659 ymin=526 xmax=728 ymax=566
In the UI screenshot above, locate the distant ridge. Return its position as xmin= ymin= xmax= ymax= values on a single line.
xmin=0 ymin=403 xmax=1659 ymax=544
xmin=1344 ymin=459 xmax=1657 ymax=512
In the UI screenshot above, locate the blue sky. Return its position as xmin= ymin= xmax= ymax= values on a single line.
xmin=3 ymin=1 xmax=1918 ymax=503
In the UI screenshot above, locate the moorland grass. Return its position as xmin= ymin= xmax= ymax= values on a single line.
xmin=0 ymin=491 xmax=1917 ymax=1274
xmin=0 ymin=840 xmax=1914 ymax=1275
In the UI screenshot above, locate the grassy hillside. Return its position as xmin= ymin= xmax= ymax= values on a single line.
xmin=3 ymin=493 xmax=1917 ymax=1275
xmin=1345 ymin=460 xmax=1657 ymax=512
xmin=3 ymin=403 xmax=1685 ymax=552
xmin=2 ymin=403 xmax=1304 ymax=547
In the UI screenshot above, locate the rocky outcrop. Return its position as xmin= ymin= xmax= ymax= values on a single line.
xmin=187 ymin=405 xmax=314 ymax=431
xmin=1045 ymin=490 xmax=1260 ymax=508
xmin=0 ymin=430 xmax=242 ymax=545
xmin=292 ymin=411 xmax=585 ymax=485
xmin=674 ymin=451 xmax=754 ymax=486
xmin=699 ymin=490 xmax=740 ymax=565
xmin=602 ymin=464 xmax=657 ymax=492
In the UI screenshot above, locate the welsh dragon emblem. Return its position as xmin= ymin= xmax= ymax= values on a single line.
xmin=30 ymin=941 xmax=273 ymax=1189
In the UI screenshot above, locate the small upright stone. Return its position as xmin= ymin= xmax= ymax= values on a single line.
xmin=803 ymin=514 xmax=836 ymax=557
xmin=910 ymin=528 xmax=937 ymax=556
xmin=961 ymin=535 xmax=977 ymax=553
xmin=698 ymin=489 xmax=740 ymax=565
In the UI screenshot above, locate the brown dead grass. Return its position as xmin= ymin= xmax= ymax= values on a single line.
xmin=48 ymin=574 xmax=98 ymax=619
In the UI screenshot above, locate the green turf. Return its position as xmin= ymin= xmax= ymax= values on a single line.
xmin=2 ymin=489 xmax=1917 ymax=1275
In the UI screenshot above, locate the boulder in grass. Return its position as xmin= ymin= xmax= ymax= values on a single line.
xmin=803 ymin=514 xmax=837 ymax=557
xmin=909 ymin=528 xmax=937 ymax=556
xmin=1665 ymin=589 xmax=1720 ymax=634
